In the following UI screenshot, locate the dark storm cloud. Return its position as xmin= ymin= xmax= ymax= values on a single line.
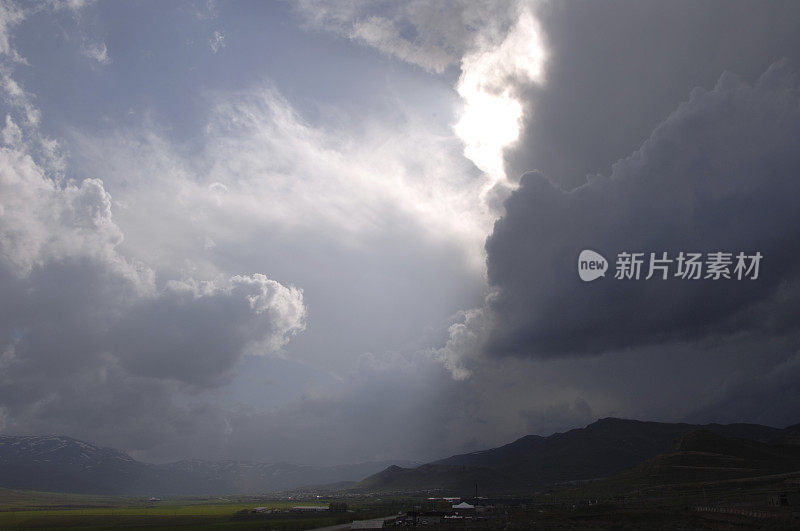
xmin=111 ymin=275 xmax=305 ymax=387
xmin=485 ymin=62 xmax=800 ymax=357
xmin=0 ymin=250 xmax=305 ymax=451
xmin=430 ymin=1 xmax=800 ymax=442
xmin=111 ymin=285 xmax=249 ymax=386
xmin=506 ymin=0 xmax=800 ymax=191
xmin=686 ymin=346 xmax=800 ymax=428
xmin=0 ymin=256 xmax=223 ymax=459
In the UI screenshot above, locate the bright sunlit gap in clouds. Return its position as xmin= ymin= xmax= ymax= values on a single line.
xmin=454 ymin=6 xmax=546 ymax=192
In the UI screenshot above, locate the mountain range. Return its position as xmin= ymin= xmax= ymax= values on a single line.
xmin=4 ymin=418 xmax=800 ymax=496
xmin=610 ymin=427 xmax=800 ymax=487
xmin=352 ymin=417 xmax=800 ymax=493
xmin=0 ymin=435 xmax=417 ymax=496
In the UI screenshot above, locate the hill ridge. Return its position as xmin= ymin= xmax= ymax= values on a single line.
xmin=357 ymin=417 xmax=791 ymax=494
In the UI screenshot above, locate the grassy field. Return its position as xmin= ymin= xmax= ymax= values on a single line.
xmin=4 ymin=475 xmax=800 ymax=530
xmin=0 ymin=489 xmax=370 ymax=530
xmin=0 ymin=506 xmax=356 ymax=530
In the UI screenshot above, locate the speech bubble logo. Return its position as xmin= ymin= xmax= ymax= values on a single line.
xmin=578 ymin=249 xmax=608 ymax=282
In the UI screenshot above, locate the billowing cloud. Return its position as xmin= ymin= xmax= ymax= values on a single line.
xmin=454 ymin=3 xmax=544 ymax=185
xmin=0 ymin=121 xmax=128 ymax=278
xmin=295 ymin=0 xmax=519 ymax=74
xmin=111 ymin=275 xmax=305 ymax=386
xmin=70 ymin=87 xmax=491 ymax=270
xmin=426 ymin=58 xmax=800 ymax=450
xmin=297 ymin=0 xmax=546 ymax=206
xmin=504 ymin=0 xmax=800 ymax=192
xmin=485 ymin=62 xmax=800 ymax=358
xmin=0 ymin=133 xmax=305 ymax=383
xmin=0 ymin=88 xmax=306 ymax=453
xmin=0 ymin=0 xmax=492 ymax=462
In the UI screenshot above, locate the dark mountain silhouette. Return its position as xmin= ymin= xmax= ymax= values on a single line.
xmin=0 ymin=435 xmax=143 ymax=495
xmin=608 ymin=428 xmax=800 ymax=486
xmin=0 ymin=435 xmax=417 ymax=495
xmin=354 ymin=418 xmax=792 ymax=493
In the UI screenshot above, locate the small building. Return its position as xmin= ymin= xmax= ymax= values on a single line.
xmin=452 ymin=501 xmax=476 ymax=517
xmin=292 ymin=505 xmax=329 ymax=512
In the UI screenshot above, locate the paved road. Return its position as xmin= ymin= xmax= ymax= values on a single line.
xmin=307 ymin=524 xmax=350 ymax=531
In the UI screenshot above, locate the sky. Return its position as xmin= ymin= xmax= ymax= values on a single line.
xmin=0 ymin=0 xmax=799 ymax=466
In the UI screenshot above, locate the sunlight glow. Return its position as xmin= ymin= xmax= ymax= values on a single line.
xmin=454 ymin=7 xmax=546 ymax=186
